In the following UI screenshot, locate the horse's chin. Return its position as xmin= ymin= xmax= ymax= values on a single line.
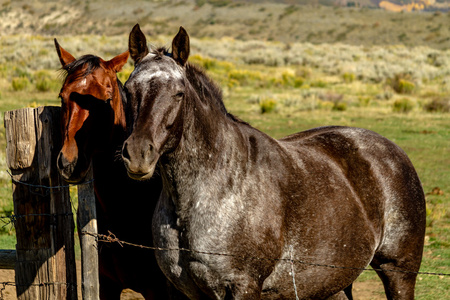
xmin=127 ymin=170 xmax=154 ymax=181
xmin=57 ymin=152 xmax=90 ymax=184
xmin=59 ymin=169 xmax=88 ymax=184
xmin=123 ymin=157 xmax=158 ymax=181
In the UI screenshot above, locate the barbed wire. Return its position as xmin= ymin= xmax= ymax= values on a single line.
xmin=0 ymin=213 xmax=73 ymax=229
xmin=84 ymin=231 xmax=450 ymax=277
xmin=2 ymin=176 xmax=450 ymax=278
xmin=0 ymin=171 xmax=93 ymax=227
xmin=0 ymin=225 xmax=448 ymax=300
xmin=6 ymin=170 xmax=94 ymax=197
xmin=2 ymin=170 xmax=81 ymax=216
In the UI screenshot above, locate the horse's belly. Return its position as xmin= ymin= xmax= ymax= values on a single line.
xmin=262 ymin=227 xmax=375 ymax=299
xmin=262 ymin=252 xmax=364 ymax=299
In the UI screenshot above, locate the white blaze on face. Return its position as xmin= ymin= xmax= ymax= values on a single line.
xmin=78 ymin=78 xmax=87 ymax=87
xmin=131 ymin=52 xmax=184 ymax=90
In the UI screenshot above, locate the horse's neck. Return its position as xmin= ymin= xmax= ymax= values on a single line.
xmin=161 ymin=97 xmax=249 ymax=216
xmin=185 ymin=92 xmax=243 ymax=157
xmin=113 ymin=84 xmax=127 ymax=133
xmin=92 ymin=92 xmax=127 ymax=175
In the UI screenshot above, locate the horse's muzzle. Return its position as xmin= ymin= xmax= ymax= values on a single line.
xmin=122 ymin=138 xmax=158 ymax=181
xmin=57 ymin=151 xmax=88 ymax=183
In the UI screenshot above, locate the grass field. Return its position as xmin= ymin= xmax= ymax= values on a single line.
xmin=0 ymin=2 xmax=449 ymax=298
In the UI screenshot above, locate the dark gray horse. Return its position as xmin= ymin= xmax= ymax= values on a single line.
xmin=122 ymin=24 xmax=426 ymax=300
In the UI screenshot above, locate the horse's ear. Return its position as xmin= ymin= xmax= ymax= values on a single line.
xmin=172 ymin=27 xmax=190 ymax=66
xmin=129 ymin=24 xmax=149 ymax=64
xmin=105 ymin=51 xmax=129 ymax=73
xmin=54 ymin=38 xmax=76 ymax=67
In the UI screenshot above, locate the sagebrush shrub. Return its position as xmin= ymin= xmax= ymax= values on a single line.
xmin=393 ymin=98 xmax=414 ymax=113
xmin=332 ymin=102 xmax=347 ymax=111
xmin=35 ymin=79 xmax=51 ymax=92
xmin=358 ymin=97 xmax=371 ymax=107
xmin=387 ymin=73 xmax=416 ymax=94
xmin=34 ymin=70 xmax=60 ymax=92
xmin=342 ymin=72 xmax=355 ymax=83
xmin=260 ymin=98 xmax=277 ymax=114
xmin=228 ymin=69 xmax=262 ymax=86
xmin=281 ymin=72 xmax=304 ymax=88
xmin=12 ymin=77 xmax=30 ymax=91
xmin=423 ymin=98 xmax=450 ymax=113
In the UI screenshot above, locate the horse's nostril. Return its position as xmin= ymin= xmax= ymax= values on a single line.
xmin=57 ymin=151 xmax=77 ymax=181
xmin=57 ymin=153 xmax=63 ymax=169
xmin=57 ymin=152 xmax=67 ymax=170
xmin=122 ymin=142 xmax=131 ymax=161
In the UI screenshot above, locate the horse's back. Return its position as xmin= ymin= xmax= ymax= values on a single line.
xmin=280 ymin=125 xmax=425 ymax=212
xmin=280 ymin=126 xmax=425 ymax=242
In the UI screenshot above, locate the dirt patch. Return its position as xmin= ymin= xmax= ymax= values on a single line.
xmin=1 ymin=265 xmax=386 ymax=299
xmin=353 ymin=279 xmax=386 ymax=299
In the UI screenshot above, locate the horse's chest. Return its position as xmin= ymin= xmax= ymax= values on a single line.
xmin=152 ymin=196 xmax=225 ymax=298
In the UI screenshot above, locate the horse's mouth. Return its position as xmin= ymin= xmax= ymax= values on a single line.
xmin=127 ymin=170 xmax=153 ymax=181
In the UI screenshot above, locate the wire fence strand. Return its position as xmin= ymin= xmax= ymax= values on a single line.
xmin=85 ymin=231 xmax=450 ymax=277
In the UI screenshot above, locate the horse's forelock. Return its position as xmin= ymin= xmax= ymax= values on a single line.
xmin=145 ymin=46 xmax=170 ymax=59
xmin=61 ymin=55 xmax=101 ymax=81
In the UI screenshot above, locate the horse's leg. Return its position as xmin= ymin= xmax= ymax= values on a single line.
xmin=343 ymin=283 xmax=353 ymax=300
xmin=371 ymin=176 xmax=425 ymax=300
xmin=371 ymin=230 xmax=423 ymax=300
xmin=326 ymin=290 xmax=351 ymax=300
xmin=370 ymin=207 xmax=424 ymax=298
xmin=370 ymin=259 xmax=418 ymax=300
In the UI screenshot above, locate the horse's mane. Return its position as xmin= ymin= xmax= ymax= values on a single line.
xmin=185 ymin=63 xmax=226 ymax=113
xmin=184 ymin=59 xmax=246 ymax=124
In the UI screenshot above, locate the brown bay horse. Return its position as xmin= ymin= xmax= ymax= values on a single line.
xmin=121 ymin=25 xmax=426 ymax=299
xmin=54 ymin=39 xmax=185 ymax=299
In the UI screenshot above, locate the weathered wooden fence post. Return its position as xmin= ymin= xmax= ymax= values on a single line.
xmin=77 ymin=165 xmax=100 ymax=300
xmin=4 ymin=106 xmax=77 ymax=300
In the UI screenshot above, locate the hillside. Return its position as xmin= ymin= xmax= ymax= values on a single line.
xmin=1 ymin=0 xmax=450 ymax=50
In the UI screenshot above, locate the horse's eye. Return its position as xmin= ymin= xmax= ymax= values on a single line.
xmin=175 ymin=92 xmax=184 ymax=100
